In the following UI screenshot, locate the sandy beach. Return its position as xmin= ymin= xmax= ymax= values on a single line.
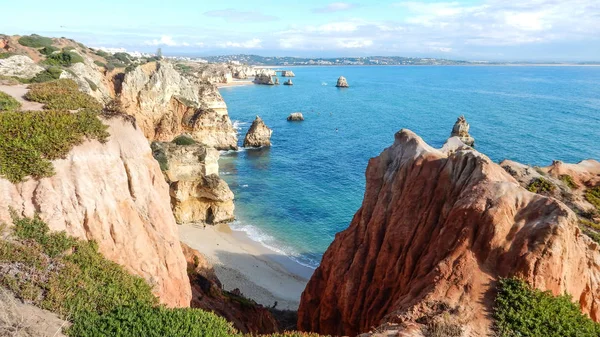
xmin=216 ymin=80 xmax=254 ymax=88
xmin=179 ymin=223 xmax=313 ymax=310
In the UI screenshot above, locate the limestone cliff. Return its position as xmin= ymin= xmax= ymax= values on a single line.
xmin=298 ymin=130 xmax=600 ymax=336
xmin=151 ymin=141 xmax=234 ymax=225
xmin=0 ymin=118 xmax=191 ymax=307
xmin=120 ymin=62 xmax=237 ymax=150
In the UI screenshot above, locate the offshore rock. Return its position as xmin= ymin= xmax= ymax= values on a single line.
xmin=274 ymin=77 xmax=280 ymax=85
xmin=335 ymin=76 xmax=349 ymax=88
xmin=244 ymin=116 xmax=273 ymax=147
xmin=283 ymin=79 xmax=293 ymax=86
xmin=450 ymin=115 xmax=475 ymax=146
xmin=281 ymin=70 xmax=296 ymax=77
xmin=0 ymin=118 xmax=191 ymax=307
xmin=298 ymin=130 xmax=600 ymax=336
xmin=120 ymin=61 xmax=237 ymax=150
xmin=287 ymin=112 xmax=304 ymax=121
xmin=253 ymin=73 xmax=276 ymax=85
xmin=151 ymin=141 xmax=234 ymax=225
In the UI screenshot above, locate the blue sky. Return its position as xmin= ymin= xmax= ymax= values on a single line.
xmin=1 ymin=0 xmax=599 ymax=61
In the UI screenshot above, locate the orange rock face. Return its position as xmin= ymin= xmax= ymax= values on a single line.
xmin=0 ymin=118 xmax=191 ymax=307
xmin=298 ymin=130 xmax=600 ymax=336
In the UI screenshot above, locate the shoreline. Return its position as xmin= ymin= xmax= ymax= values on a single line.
xmin=216 ymin=80 xmax=254 ymax=88
xmin=179 ymin=223 xmax=313 ymax=310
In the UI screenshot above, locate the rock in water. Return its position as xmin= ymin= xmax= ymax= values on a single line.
xmin=244 ymin=116 xmax=273 ymax=147
xmin=0 ymin=119 xmax=191 ymax=307
xmin=281 ymin=70 xmax=296 ymax=77
xmin=274 ymin=77 xmax=280 ymax=85
xmin=298 ymin=129 xmax=600 ymax=336
xmin=283 ymin=79 xmax=293 ymax=86
xmin=335 ymin=76 xmax=349 ymax=87
xmin=450 ymin=115 xmax=475 ymax=146
xmin=253 ymin=74 xmax=276 ymax=85
xmin=151 ymin=141 xmax=234 ymax=225
xmin=287 ymin=112 xmax=304 ymax=121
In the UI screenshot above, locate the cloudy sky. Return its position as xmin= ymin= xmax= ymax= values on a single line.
xmin=1 ymin=0 xmax=599 ymax=61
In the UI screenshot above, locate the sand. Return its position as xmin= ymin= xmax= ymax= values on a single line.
xmin=0 ymin=84 xmax=44 ymax=111
xmin=179 ymin=223 xmax=313 ymax=310
xmin=216 ymin=80 xmax=254 ymax=88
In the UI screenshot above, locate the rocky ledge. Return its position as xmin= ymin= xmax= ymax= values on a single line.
xmin=244 ymin=116 xmax=273 ymax=147
xmin=298 ymin=130 xmax=600 ymax=336
xmin=151 ymin=141 xmax=234 ymax=225
xmin=335 ymin=76 xmax=349 ymax=87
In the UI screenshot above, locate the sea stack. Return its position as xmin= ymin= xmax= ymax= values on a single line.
xmin=274 ymin=77 xmax=280 ymax=85
xmin=287 ymin=112 xmax=304 ymax=121
xmin=281 ymin=70 xmax=296 ymax=77
xmin=253 ymin=73 xmax=275 ymax=85
xmin=450 ymin=115 xmax=475 ymax=146
xmin=335 ymin=76 xmax=349 ymax=87
xmin=283 ymin=79 xmax=293 ymax=86
xmin=243 ymin=116 xmax=273 ymax=147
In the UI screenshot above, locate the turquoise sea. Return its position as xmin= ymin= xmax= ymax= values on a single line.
xmin=218 ymin=66 xmax=600 ymax=269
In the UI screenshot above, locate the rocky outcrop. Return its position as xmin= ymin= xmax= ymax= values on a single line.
xmin=274 ymin=77 xmax=280 ymax=85
xmin=287 ymin=113 xmax=304 ymax=121
xmin=0 ymin=118 xmax=192 ymax=308
xmin=284 ymin=79 xmax=293 ymax=86
xmin=244 ymin=116 xmax=273 ymax=148
xmin=59 ymin=54 xmax=113 ymax=104
xmin=120 ymin=62 xmax=237 ymax=150
xmin=335 ymin=76 xmax=349 ymax=88
xmin=0 ymin=55 xmax=44 ymax=78
xmin=298 ymin=130 xmax=600 ymax=336
xmin=182 ymin=243 xmax=279 ymax=334
xmin=230 ymin=65 xmax=275 ymax=80
xmin=450 ymin=115 xmax=475 ymax=146
xmin=151 ymin=141 xmax=234 ymax=225
xmin=281 ymin=70 xmax=295 ymax=77
xmin=254 ymin=74 xmax=276 ymax=85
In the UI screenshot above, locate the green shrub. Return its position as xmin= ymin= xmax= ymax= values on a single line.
xmin=585 ymin=187 xmax=600 ymax=212
xmin=0 ymin=109 xmax=109 ymax=182
xmin=111 ymin=52 xmax=132 ymax=64
xmin=39 ymin=46 xmax=59 ymax=56
xmin=494 ymin=278 xmax=600 ymax=337
xmin=527 ymin=177 xmax=556 ymax=194
xmin=95 ymin=50 xmax=109 ymax=58
xmin=25 ymin=79 xmax=102 ymax=110
xmin=85 ymin=78 xmax=98 ymax=91
xmin=0 ymin=52 xmax=16 ymax=59
xmin=68 ymin=305 xmax=239 ymax=337
xmin=172 ymin=135 xmax=197 ymax=146
xmin=93 ymin=60 xmax=106 ymax=68
xmin=559 ymin=175 xmax=578 ymax=189
xmin=18 ymin=34 xmax=53 ymax=48
xmin=29 ymin=66 xmax=63 ymax=83
xmin=258 ymin=333 xmax=329 ymax=337
xmin=0 ymin=91 xmax=21 ymax=111
xmin=44 ymin=51 xmax=85 ymax=67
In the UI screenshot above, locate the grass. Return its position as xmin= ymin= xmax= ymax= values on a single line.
xmin=0 ymin=213 xmax=242 ymax=337
xmin=0 ymin=109 xmax=109 ymax=182
xmin=527 ymin=177 xmax=556 ymax=194
xmin=172 ymin=135 xmax=197 ymax=145
xmin=39 ymin=46 xmax=59 ymax=56
xmin=585 ymin=187 xmax=600 ymax=213
xmin=29 ymin=66 xmax=63 ymax=83
xmin=494 ymin=278 xmax=600 ymax=337
xmin=25 ymin=79 xmax=102 ymax=110
xmin=0 ymin=91 xmax=21 ymax=111
xmin=559 ymin=175 xmax=578 ymax=189
xmin=93 ymin=60 xmax=106 ymax=68
xmin=18 ymin=34 xmax=53 ymax=48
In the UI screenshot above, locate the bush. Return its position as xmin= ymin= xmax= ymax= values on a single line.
xmin=39 ymin=46 xmax=59 ymax=56
xmin=0 ymin=91 xmax=21 ymax=111
xmin=494 ymin=278 xmax=600 ymax=337
xmin=527 ymin=177 xmax=556 ymax=194
xmin=68 ymin=305 xmax=239 ymax=337
xmin=559 ymin=175 xmax=578 ymax=189
xmin=585 ymin=187 xmax=600 ymax=212
xmin=29 ymin=66 xmax=63 ymax=83
xmin=85 ymin=78 xmax=98 ymax=91
xmin=0 ymin=52 xmax=16 ymax=59
xmin=93 ymin=60 xmax=106 ymax=68
xmin=25 ymin=79 xmax=102 ymax=110
xmin=259 ymin=333 xmax=329 ymax=337
xmin=44 ymin=51 xmax=85 ymax=67
xmin=95 ymin=50 xmax=109 ymax=58
xmin=0 ymin=109 xmax=109 ymax=182
xmin=18 ymin=34 xmax=53 ymax=48
xmin=172 ymin=135 xmax=197 ymax=146
xmin=111 ymin=52 xmax=132 ymax=64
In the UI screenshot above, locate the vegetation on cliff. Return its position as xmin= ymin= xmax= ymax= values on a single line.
xmin=495 ymin=278 xmax=600 ymax=337
xmin=18 ymin=34 xmax=53 ymax=48
xmin=25 ymin=79 xmax=102 ymax=110
xmin=0 ymin=109 xmax=109 ymax=182
xmin=0 ymin=91 xmax=21 ymax=111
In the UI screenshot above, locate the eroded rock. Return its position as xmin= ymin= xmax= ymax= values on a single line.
xmin=287 ymin=112 xmax=304 ymax=121
xmin=335 ymin=76 xmax=349 ymax=88
xmin=0 ymin=55 xmax=44 ymax=78
xmin=244 ymin=116 xmax=273 ymax=147
xmin=450 ymin=115 xmax=475 ymax=146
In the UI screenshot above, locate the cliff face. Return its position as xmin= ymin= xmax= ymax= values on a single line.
xmin=298 ymin=130 xmax=600 ymax=336
xmin=152 ymin=142 xmax=235 ymax=225
xmin=120 ymin=62 xmax=237 ymax=150
xmin=0 ymin=118 xmax=191 ymax=307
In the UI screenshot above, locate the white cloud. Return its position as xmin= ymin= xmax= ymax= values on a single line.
xmin=143 ymin=35 xmax=196 ymax=47
xmin=336 ymin=39 xmax=373 ymax=48
xmin=312 ymin=2 xmax=357 ymax=13
xmin=204 ymin=8 xmax=278 ymax=22
xmin=219 ymin=38 xmax=262 ymax=49
xmin=308 ymin=22 xmax=359 ymax=33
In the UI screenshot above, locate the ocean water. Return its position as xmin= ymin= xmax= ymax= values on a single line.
xmin=218 ymin=66 xmax=600 ymax=269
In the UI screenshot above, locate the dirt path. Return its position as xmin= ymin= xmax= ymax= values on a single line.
xmin=0 ymin=84 xmax=44 ymax=111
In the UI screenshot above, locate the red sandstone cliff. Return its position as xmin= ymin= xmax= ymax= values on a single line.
xmin=298 ymin=130 xmax=600 ymax=336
